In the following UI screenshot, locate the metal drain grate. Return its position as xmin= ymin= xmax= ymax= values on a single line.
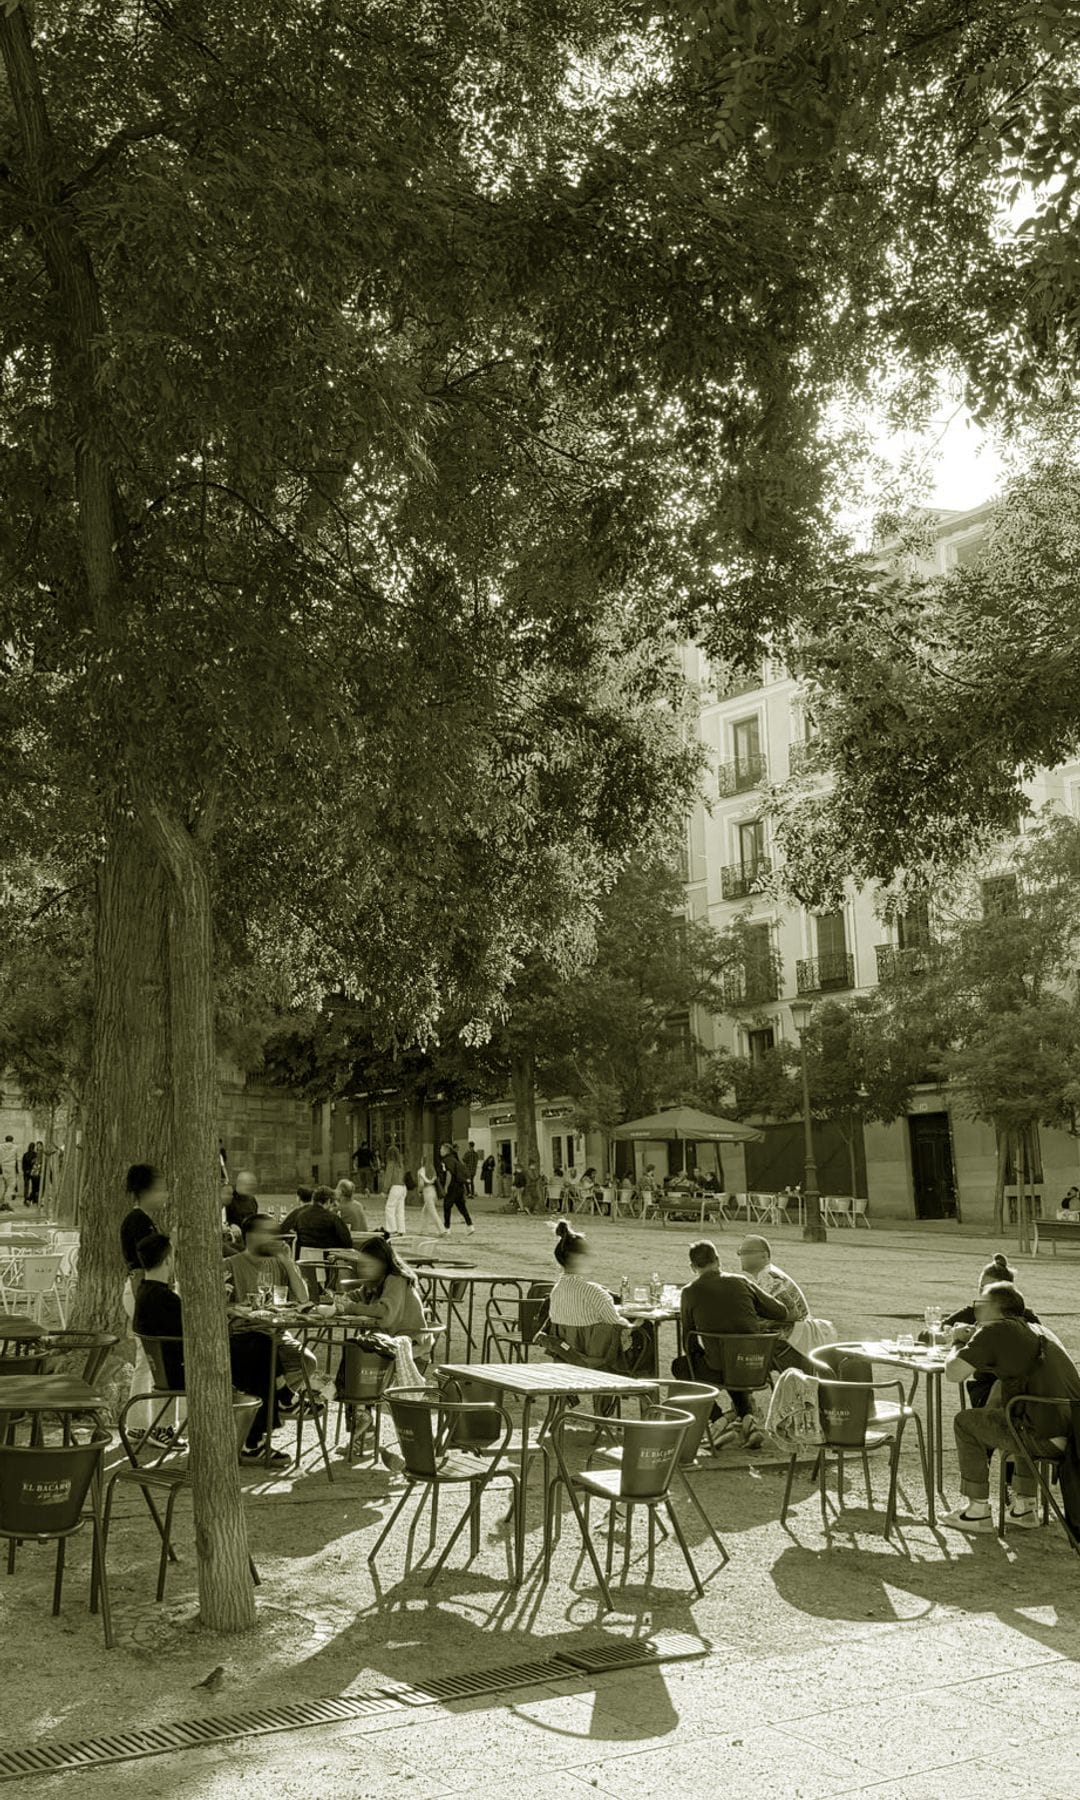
xmin=0 ymin=1636 xmax=708 ymax=1782
xmin=556 ymin=1630 xmax=707 ymax=1674
xmin=380 ymin=1658 xmax=567 ymax=1706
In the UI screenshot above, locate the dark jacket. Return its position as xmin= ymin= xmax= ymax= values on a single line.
xmin=680 ymin=1267 xmax=788 ymax=1351
xmin=279 ymin=1202 xmax=352 ymax=1251
xmin=225 ymin=1188 xmax=259 ymax=1230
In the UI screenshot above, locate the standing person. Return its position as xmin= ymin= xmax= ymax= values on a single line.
xmin=21 ymin=1141 xmax=39 ymax=1205
xmin=417 ymin=1154 xmax=447 ymax=1236
xmin=463 ymin=1141 xmax=480 ymax=1195
xmin=384 ymin=1154 xmax=408 ymax=1237
xmin=120 ymin=1162 xmax=170 ymax=1443
xmin=371 ymin=1145 xmax=384 ymax=1195
xmin=481 ymin=1153 xmax=496 ymax=1197
xmin=440 ymin=1140 xmax=474 ymax=1234
xmin=352 ymin=1141 xmax=373 ymax=1193
xmin=225 ymin=1168 xmax=259 ymax=1233
xmin=0 ymin=1135 xmax=17 ymax=1209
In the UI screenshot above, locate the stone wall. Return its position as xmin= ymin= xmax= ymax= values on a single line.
xmin=218 ymin=1080 xmax=311 ymax=1192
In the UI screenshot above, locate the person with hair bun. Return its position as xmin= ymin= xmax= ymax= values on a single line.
xmin=548 ymin=1220 xmax=630 ymax=1332
xmin=944 ymin=1252 xmax=1042 ymax=1409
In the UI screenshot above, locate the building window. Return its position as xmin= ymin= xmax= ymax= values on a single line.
xmin=744 ymin=923 xmax=777 ymax=1002
xmin=981 ymin=874 xmax=1019 ymax=918
xmin=815 ymin=910 xmax=847 ymax=961
xmin=738 ymin=819 xmax=765 ymax=873
xmin=732 ymin=716 xmax=762 ymax=778
xmin=898 ymin=900 xmax=931 ymax=951
xmin=747 ymin=1026 xmax=775 ymax=1063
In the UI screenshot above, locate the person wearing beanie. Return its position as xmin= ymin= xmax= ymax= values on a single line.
xmin=944 ymin=1253 xmax=1041 ymax=1408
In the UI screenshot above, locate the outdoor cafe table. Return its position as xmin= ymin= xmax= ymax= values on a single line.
xmin=412 ymin=1266 xmax=525 ymax=1362
xmin=0 ymin=1317 xmax=47 ymax=1346
xmin=437 ymin=1360 xmax=658 ymax=1584
xmin=0 ymin=1373 xmax=105 ymax=1444
xmin=837 ymin=1340 xmax=950 ymax=1526
xmin=619 ymin=1303 xmax=682 ymax=1377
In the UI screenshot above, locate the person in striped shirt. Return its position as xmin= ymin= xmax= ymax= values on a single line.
xmin=548 ymin=1220 xmax=630 ymax=1331
xmin=737 ymin=1235 xmax=809 ymax=1331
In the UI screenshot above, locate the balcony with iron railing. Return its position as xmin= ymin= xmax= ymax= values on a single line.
xmin=795 ymin=952 xmax=855 ymax=994
xmin=716 ymin=752 xmax=768 ymax=797
xmin=875 ymin=944 xmax=933 ymax=983
xmin=720 ymin=858 xmax=772 ymax=900
xmin=723 ymin=968 xmax=780 ymax=1008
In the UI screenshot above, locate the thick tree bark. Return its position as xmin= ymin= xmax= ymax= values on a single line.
xmin=144 ymin=800 xmax=255 ymax=1633
xmin=72 ymin=823 xmax=170 ymax=1340
xmin=992 ymin=1124 xmax=1007 ymax=1237
xmin=511 ymin=1049 xmax=541 ymax=1171
xmin=404 ymin=1095 xmax=425 ymax=1178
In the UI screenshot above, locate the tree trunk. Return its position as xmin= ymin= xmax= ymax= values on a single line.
xmin=404 ymin=1095 xmax=425 ymax=1176
xmin=511 ymin=1049 xmax=541 ymax=1171
xmin=145 ymin=802 xmax=255 ymax=1633
xmin=992 ymin=1124 xmax=1007 ymax=1237
xmin=72 ymin=822 xmax=170 ymax=1340
xmin=845 ymin=1117 xmax=858 ymax=1199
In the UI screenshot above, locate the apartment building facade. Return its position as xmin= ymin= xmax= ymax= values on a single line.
xmin=684 ymin=503 xmax=1080 ymax=1227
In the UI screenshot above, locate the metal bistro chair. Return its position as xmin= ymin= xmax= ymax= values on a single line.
xmin=590 ymin=1379 xmax=729 ymax=1568
xmin=544 ymin=1404 xmax=703 ymax=1609
xmin=690 ymin=1332 xmax=778 ymax=1431
xmin=997 ymin=1393 xmax=1080 ymax=1551
xmin=104 ymin=1395 xmax=262 ymax=1603
xmin=781 ymin=1347 xmax=927 ymax=1539
xmin=0 ymin=1429 xmax=114 ymax=1647
xmin=41 ymin=1330 xmax=119 ymax=1387
xmin=335 ymin=1340 xmax=396 ymax=1465
xmin=479 ymin=1280 xmax=530 ymax=1361
xmin=368 ymin=1386 xmax=519 ymax=1587
xmin=483 ymin=1285 xmax=553 ymax=1365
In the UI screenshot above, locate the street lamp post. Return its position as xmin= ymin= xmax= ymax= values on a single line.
xmin=790 ymin=998 xmax=825 ymax=1243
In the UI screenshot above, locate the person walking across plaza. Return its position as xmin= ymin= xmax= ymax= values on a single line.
xmin=383 ymin=1149 xmax=408 ymax=1236
xmin=440 ymin=1140 xmax=474 ymax=1234
xmin=417 ymin=1154 xmax=447 ymax=1236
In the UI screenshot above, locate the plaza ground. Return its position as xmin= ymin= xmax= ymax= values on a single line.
xmin=5 ymin=1208 xmax=1080 ymax=1799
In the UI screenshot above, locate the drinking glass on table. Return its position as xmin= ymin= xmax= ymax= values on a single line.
xmin=924 ymin=1305 xmax=943 ymax=1348
xmin=272 ymin=1284 xmax=289 ymax=1309
xmin=633 ymin=1285 xmax=650 ymax=1306
xmin=897 ymin=1332 xmax=916 ymax=1355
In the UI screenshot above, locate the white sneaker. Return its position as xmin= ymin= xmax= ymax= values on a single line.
xmin=941 ymin=1506 xmax=995 ymax=1534
xmin=466 ymin=1226 xmax=475 ymax=1234
xmin=1007 ymin=1504 xmax=1042 ymax=1530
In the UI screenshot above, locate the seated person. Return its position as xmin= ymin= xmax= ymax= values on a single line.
xmin=333 ymin=1234 xmax=429 ymax=1344
xmin=226 ymin=1214 xmax=322 ymax=1405
xmin=945 ymin=1252 xmax=1042 ymax=1408
xmin=675 ymin=1239 xmax=815 ymax=1447
xmin=545 ymin=1221 xmax=646 ymax=1373
xmin=334 ymin=1178 xmax=370 ymax=1232
xmin=558 ymin=1168 xmax=580 ymax=1213
xmin=134 ymin=1231 xmax=293 ymax=1467
xmin=942 ymin=1279 xmax=1080 ymax=1534
xmin=227 ymin=1213 xmax=308 ymax=1305
xmin=280 ymin=1183 xmax=355 ymax=1292
xmin=1057 ymin=1188 xmax=1080 ymax=1222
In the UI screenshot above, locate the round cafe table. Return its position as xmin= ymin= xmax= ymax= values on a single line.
xmin=829 ymin=1339 xmax=950 ymax=1526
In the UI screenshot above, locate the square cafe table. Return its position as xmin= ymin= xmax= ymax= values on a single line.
xmin=438 ymin=1360 xmax=658 ymax=1583
xmin=0 ymin=1374 xmax=105 ymax=1444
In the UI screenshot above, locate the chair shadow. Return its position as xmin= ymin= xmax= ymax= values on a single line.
xmin=769 ymin=1538 xmax=1080 ymax=1660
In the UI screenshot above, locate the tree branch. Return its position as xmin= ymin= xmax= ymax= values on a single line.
xmin=61 ymin=118 xmax=178 ymax=200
